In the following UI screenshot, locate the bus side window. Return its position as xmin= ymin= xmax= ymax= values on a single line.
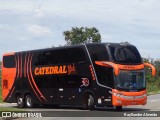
xmin=3 ymin=55 xmax=16 ymax=68
xmin=68 ymin=47 xmax=87 ymax=63
xmin=50 ymin=47 xmax=87 ymax=64
xmin=87 ymin=44 xmax=110 ymax=62
xmin=33 ymin=46 xmax=87 ymax=66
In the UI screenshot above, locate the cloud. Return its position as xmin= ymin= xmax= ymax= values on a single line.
xmin=27 ymin=24 xmax=52 ymax=36
xmin=0 ymin=0 xmax=160 ymax=59
xmin=32 ymin=4 xmax=44 ymax=18
xmin=0 ymin=24 xmax=10 ymax=31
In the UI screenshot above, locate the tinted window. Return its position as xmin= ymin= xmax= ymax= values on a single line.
xmin=109 ymin=46 xmax=142 ymax=64
xmin=87 ymin=44 xmax=110 ymax=62
xmin=87 ymin=44 xmax=113 ymax=88
xmin=34 ymin=47 xmax=87 ymax=66
xmin=3 ymin=55 xmax=16 ymax=68
xmin=96 ymin=66 xmax=114 ymax=88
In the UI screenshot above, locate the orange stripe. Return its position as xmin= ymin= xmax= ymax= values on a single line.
xmin=29 ymin=54 xmax=47 ymax=102
xmin=116 ymin=64 xmax=144 ymax=70
xmin=89 ymin=65 xmax=96 ymax=80
xmin=3 ymin=52 xmax=15 ymax=56
xmin=27 ymin=53 xmax=42 ymax=102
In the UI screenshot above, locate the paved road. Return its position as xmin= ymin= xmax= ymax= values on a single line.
xmin=1 ymin=94 xmax=160 ymax=120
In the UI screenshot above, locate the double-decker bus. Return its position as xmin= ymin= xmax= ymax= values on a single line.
xmin=2 ymin=43 xmax=155 ymax=110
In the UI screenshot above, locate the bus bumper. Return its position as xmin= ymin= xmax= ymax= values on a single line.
xmin=111 ymin=89 xmax=147 ymax=106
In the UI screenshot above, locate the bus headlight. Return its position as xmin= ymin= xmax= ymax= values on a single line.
xmin=134 ymin=94 xmax=147 ymax=99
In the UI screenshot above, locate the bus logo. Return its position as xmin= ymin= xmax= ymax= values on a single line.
xmin=67 ymin=64 xmax=76 ymax=75
xmin=34 ymin=64 xmax=76 ymax=76
xmin=80 ymin=78 xmax=89 ymax=87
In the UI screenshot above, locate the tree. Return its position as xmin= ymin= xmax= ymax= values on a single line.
xmin=154 ymin=60 xmax=160 ymax=77
xmin=143 ymin=58 xmax=160 ymax=94
xmin=63 ymin=27 xmax=101 ymax=45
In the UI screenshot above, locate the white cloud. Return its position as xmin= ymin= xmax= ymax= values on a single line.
xmin=27 ymin=24 xmax=52 ymax=36
xmin=0 ymin=0 xmax=160 ymax=59
xmin=32 ymin=4 xmax=44 ymax=18
xmin=0 ymin=24 xmax=13 ymax=31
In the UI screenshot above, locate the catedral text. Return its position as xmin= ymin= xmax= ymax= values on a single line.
xmin=34 ymin=64 xmax=76 ymax=75
xmin=34 ymin=65 xmax=67 ymax=75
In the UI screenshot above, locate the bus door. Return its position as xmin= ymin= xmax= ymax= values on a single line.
xmin=94 ymin=65 xmax=114 ymax=106
xmin=57 ymin=75 xmax=81 ymax=105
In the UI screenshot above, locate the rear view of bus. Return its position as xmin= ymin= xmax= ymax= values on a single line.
xmin=2 ymin=53 xmax=16 ymax=103
xmin=87 ymin=43 xmax=156 ymax=110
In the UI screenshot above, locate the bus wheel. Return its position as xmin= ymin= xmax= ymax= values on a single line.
xmin=116 ymin=106 xmax=122 ymax=111
xmin=25 ymin=94 xmax=33 ymax=108
xmin=88 ymin=95 xmax=95 ymax=110
xmin=16 ymin=96 xmax=25 ymax=108
xmin=83 ymin=94 xmax=95 ymax=110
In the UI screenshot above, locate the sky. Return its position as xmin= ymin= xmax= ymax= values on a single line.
xmin=0 ymin=0 xmax=160 ymax=60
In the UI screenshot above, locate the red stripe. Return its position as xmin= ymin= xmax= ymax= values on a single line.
xmin=27 ymin=53 xmax=42 ymax=102
xmin=9 ymin=87 xmax=15 ymax=98
xmin=24 ymin=53 xmax=27 ymax=78
xmin=15 ymin=55 xmax=17 ymax=78
xmin=19 ymin=54 xmax=21 ymax=78
xmin=17 ymin=55 xmax=19 ymax=78
xmin=7 ymin=87 xmax=15 ymax=101
xmin=20 ymin=53 xmax=23 ymax=78
xmin=29 ymin=54 xmax=47 ymax=102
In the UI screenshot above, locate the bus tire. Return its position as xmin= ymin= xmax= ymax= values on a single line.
xmin=25 ymin=94 xmax=33 ymax=108
xmin=16 ymin=95 xmax=25 ymax=108
xmin=116 ymin=106 xmax=122 ymax=111
xmin=88 ymin=95 xmax=95 ymax=110
xmin=83 ymin=94 xmax=95 ymax=110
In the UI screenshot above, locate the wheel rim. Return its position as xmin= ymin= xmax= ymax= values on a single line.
xmin=17 ymin=97 xmax=23 ymax=105
xmin=26 ymin=96 xmax=32 ymax=107
xmin=88 ymin=96 xmax=91 ymax=106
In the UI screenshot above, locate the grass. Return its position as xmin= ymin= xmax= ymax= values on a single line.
xmin=0 ymin=107 xmax=26 ymax=120
xmin=0 ymin=91 xmax=2 ymax=103
xmin=147 ymin=83 xmax=160 ymax=94
xmin=0 ymin=107 xmax=24 ymax=111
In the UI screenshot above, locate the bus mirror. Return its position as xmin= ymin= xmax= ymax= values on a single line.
xmin=144 ymin=63 xmax=156 ymax=76
xmin=95 ymin=61 xmax=119 ymax=76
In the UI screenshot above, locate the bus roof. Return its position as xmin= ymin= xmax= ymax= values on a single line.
xmin=3 ymin=42 xmax=134 ymax=56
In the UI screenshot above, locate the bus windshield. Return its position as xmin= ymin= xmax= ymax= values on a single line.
xmin=109 ymin=45 xmax=142 ymax=64
xmin=114 ymin=70 xmax=145 ymax=91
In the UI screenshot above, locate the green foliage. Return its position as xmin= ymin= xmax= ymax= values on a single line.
xmin=63 ymin=27 xmax=101 ymax=45
xmin=0 ymin=90 xmax=1 ymax=103
xmin=0 ymin=61 xmax=1 ymax=102
xmin=144 ymin=59 xmax=160 ymax=94
xmin=0 ymin=84 xmax=1 ymax=102
xmin=146 ymin=75 xmax=160 ymax=94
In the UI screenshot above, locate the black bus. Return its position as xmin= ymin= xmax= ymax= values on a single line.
xmin=2 ymin=43 xmax=155 ymax=110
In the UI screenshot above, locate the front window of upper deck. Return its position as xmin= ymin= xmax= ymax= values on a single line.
xmin=109 ymin=45 xmax=142 ymax=64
